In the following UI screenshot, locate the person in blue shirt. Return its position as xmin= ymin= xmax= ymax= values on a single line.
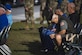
xmin=68 ymin=0 xmax=74 ymax=3
xmin=5 ymin=1 xmax=13 ymax=26
xmin=55 ymin=8 xmax=68 ymax=18
xmin=0 ymin=7 xmax=8 ymax=32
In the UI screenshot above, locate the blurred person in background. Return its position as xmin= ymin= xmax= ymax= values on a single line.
xmin=74 ymin=0 xmax=81 ymax=15
xmin=49 ymin=0 xmax=58 ymax=13
xmin=40 ymin=0 xmax=46 ymax=25
xmin=61 ymin=0 xmax=68 ymax=14
xmin=24 ymin=0 xmax=34 ymax=30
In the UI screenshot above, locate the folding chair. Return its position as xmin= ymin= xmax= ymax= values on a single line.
xmin=62 ymin=24 xmax=82 ymax=55
xmin=0 ymin=25 xmax=12 ymax=55
xmin=66 ymin=23 xmax=82 ymax=43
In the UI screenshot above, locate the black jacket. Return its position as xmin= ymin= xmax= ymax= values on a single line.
xmin=69 ymin=11 xmax=80 ymax=25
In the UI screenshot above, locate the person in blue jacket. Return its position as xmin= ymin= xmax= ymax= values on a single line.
xmin=0 ymin=7 xmax=8 ymax=32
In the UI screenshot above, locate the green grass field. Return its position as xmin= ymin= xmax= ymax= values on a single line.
xmin=7 ymin=22 xmax=49 ymax=55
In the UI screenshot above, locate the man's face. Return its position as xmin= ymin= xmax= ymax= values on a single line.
xmin=55 ymin=9 xmax=63 ymax=16
xmin=51 ymin=15 xmax=58 ymax=23
xmin=55 ymin=9 xmax=59 ymax=15
xmin=0 ymin=8 xmax=6 ymax=15
xmin=67 ymin=4 xmax=72 ymax=14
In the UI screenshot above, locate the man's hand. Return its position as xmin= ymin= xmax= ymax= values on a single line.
xmin=51 ymin=28 xmax=56 ymax=32
xmin=49 ymin=7 xmax=52 ymax=11
xmin=25 ymin=7 xmax=29 ymax=11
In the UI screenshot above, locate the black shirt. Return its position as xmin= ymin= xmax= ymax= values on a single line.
xmin=69 ymin=11 xmax=80 ymax=25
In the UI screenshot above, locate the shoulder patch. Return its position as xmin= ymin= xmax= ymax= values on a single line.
xmin=60 ymin=22 xmax=65 ymax=26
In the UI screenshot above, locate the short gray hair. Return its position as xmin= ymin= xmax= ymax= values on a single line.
xmin=68 ymin=3 xmax=75 ymax=10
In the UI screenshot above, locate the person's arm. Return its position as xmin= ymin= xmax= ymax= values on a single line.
xmin=59 ymin=20 xmax=68 ymax=35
